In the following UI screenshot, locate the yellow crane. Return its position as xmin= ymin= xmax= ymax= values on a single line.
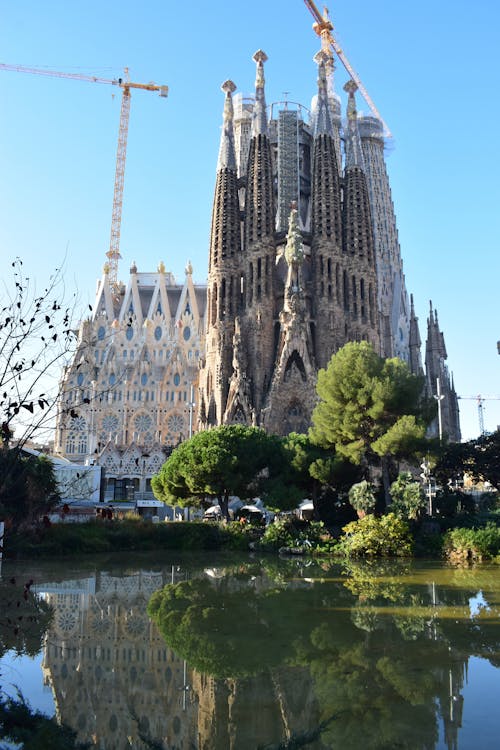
xmin=303 ymin=1 xmax=392 ymax=138
xmin=0 ymin=63 xmax=168 ymax=293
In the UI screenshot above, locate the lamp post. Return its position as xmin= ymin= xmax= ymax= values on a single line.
xmin=420 ymin=459 xmax=433 ymax=516
xmin=434 ymin=377 xmax=444 ymax=443
xmin=187 ymin=385 xmax=195 ymax=440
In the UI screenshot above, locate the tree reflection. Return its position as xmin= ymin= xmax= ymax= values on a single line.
xmin=149 ymin=558 xmax=500 ymax=750
xmin=0 ymin=576 xmax=53 ymax=659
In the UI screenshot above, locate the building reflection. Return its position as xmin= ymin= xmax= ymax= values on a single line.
xmin=38 ymin=569 xmax=323 ymax=750
xmin=36 ymin=562 xmax=489 ymax=750
xmin=39 ymin=569 xmax=198 ymax=749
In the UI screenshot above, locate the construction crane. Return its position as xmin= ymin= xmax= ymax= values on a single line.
xmin=0 ymin=63 xmax=168 ymax=294
xmin=458 ymin=395 xmax=500 ymax=436
xmin=303 ymin=1 xmax=392 ymax=138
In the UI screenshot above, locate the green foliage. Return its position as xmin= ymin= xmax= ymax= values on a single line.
xmin=259 ymin=518 xmax=335 ymax=553
xmin=260 ymin=518 xmax=297 ymax=550
xmin=311 ymin=342 xmax=431 ymax=467
xmin=0 ymin=692 xmax=90 ymax=749
xmin=282 ymin=432 xmax=332 ymax=501
xmin=348 ymin=480 xmax=376 ymax=515
xmin=6 ymin=519 xmax=258 ymax=558
xmin=434 ymin=430 xmax=500 ymax=490
xmin=389 ymin=472 xmax=426 ymax=520
xmin=148 ymin=574 xmax=307 ymax=678
xmin=0 ymin=578 xmax=53 ymax=659
xmin=444 ymin=523 xmax=500 ymax=562
xmin=152 ymin=425 xmax=293 ymax=519
xmin=339 ymin=513 xmax=413 ymax=557
xmin=0 ymin=449 xmax=59 ymax=532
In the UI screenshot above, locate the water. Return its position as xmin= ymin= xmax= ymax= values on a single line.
xmin=1 ymin=553 xmax=500 ymax=749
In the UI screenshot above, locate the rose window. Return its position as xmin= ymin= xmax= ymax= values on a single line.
xmin=167 ymin=414 xmax=184 ymax=433
xmin=57 ymin=610 xmax=77 ymax=633
xmin=70 ymin=416 xmax=87 ymax=432
xmin=102 ymin=415 xmax=119 ymax=433
xmin=135 ymin=414 xmax=153 ymax=432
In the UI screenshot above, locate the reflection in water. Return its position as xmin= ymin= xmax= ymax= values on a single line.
xmin=13 ymin=558 xmax=500 ymax=749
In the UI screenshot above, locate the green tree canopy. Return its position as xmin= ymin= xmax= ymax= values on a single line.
xmin=434 ymin=429 xmax=500 ymax=491
xmin=151 ymin=424 xmax=293 ymax=520
xmin=310 ymin=342 xmax=433 ymax=501
xmin=0 ymin=450 xmax=59 ymax=532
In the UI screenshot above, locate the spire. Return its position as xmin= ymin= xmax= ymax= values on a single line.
xmin=408 ymin=293 xmax=423 ymax=375
xmin=343 ymin=80 xmax=365 ymax=171
xmin=313 ymin=51 xmax=333 ymax=137
xmin=252 ymin=50 xmax=268 ymax=137
xmin=217 ymin=80 xmax=237 ymax=171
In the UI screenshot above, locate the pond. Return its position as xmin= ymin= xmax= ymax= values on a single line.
xmin=1 ymin=552 xmax=500 ymax=749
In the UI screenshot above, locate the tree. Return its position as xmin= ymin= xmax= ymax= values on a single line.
xmin=1 ymin=259 xmax=78 ymax=526
xmin=389 ymin=472 xmax=426 ymax=520
xmin=435 ymin=429 xmax=500 ymax=491
xmin=0 ymin=450 xmax=60 ymax=533
xmin=151 ymin=424 xmax=293 ymax=520
xmin=348 ymin=480 xmax=377 ymax=518
xmin=1 ymin=258 xmax=76 ymax=448
xmin=310 ymin=342 xmax=433 ymax=503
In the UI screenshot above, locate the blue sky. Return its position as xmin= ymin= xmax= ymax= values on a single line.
xmin=1 ymin=0 xmax=499 ymax=441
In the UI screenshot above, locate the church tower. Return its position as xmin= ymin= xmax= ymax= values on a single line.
xmin=200 ymin=45 xmax=459 ymax=439
xmin=200 ymin=80 xmax=242 ymax=427
xmin=425 ymin=301 xmax=461 ymax=442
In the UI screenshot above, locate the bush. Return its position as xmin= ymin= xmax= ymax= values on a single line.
xmin=348 ymin=481 xmax=377 ymax=516
xmin=444 ymin=523 xmax=500 ymax=563
xmin=389 ymin=473 xmax=426 ymax=520
xmin=260 ymin=519 xmax=297 ymax=550
xmin=338 ymin=513 xmax=413 ymax=557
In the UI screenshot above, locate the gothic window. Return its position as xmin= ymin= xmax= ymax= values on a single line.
xmin=141 ymin=373 xmax=148 ymax=386
xmin=135 ymin=414 xmax=153 ymax=433
xmin=102 ymin=414 xmax=119 ymax=433
xmin=183 ymin=326 xmax=191 ymax=341
xmin=109 ymin=373 xmax=116 ymax=386
xmin=343 ymin=270 xmax=349 ymax=312
xmin=154 ymin=326 xmax=162 ymax=341
xmin=66 ymin=434 xmax=76 ymax=454
xmin=97 ymin=325 xmax=106 ymax=340
xmin=167 ymin=414 xmax=184 ymax=433
xmin=126 ymin=327 xmax=134 ymax=341
xmin=77 ymin=434 xmax=87 ymax=454
xmin=70 ymin=416 xmax=87 ymax=432
xmin=212 ymin=283 xmax=218 ymax=324
xmin=173 ymin=373 xmax=181 ymax=386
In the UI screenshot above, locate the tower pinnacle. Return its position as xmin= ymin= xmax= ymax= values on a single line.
xmin=217 ymin=80 xmax=237 ymax=171
xmin=252 ymin=50 xmax=268 ymax=137
xmin=314 ymin=51 xmax=333 ymax=137
xmin=343 ymin=80 xmax=365 ymax=170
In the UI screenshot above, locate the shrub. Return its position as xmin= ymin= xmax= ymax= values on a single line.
xmin=338 ymin=513 xmax=413 ymax=557
xmin=444 ymin=523 xmax=500 ymax=562
xmin=260 ymin=519 xmax=297 ymax=550
xmin=389 ymin=473 xmax=426 ymax=520
xmin=348 ymin=481 xmax=377 ymax=516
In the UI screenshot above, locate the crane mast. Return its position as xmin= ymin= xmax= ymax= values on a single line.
xmin=0 ymin=63 xmax=168 ymax=295
xmin=303 ymin=0 xmax=392 ymax=138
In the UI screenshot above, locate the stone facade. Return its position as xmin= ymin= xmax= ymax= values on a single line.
xmin=54 ymin=262 xmax=205 ymax=499
xmin=200 ymin=51 xmax=393 ymax=436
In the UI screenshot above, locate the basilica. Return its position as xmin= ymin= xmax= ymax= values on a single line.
xmin=54 ymin=43 xmax=460 ymax=501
